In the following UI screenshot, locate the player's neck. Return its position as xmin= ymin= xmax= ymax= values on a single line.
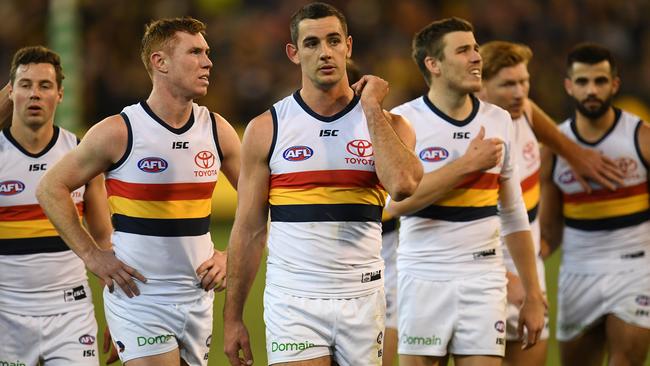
xmin=299 ymin=82 xmax=354 ymax=117
xmin=574 ymin=107 xmax=616 ymax=142
xmin=426 ymin=87 xmax=474 ymax=121
xmin=146 ymin=88 xmax=194 ymax=129
xmin=9 ymin=120 xmax=55 ymax=154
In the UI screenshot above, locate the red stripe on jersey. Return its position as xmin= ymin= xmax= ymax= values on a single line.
xmin=270 ymin=170 xmax=382 ymax=189
xmin=0 ymin=202 xmax=84 ymax=221
xmin=106 ymin=179 xmax=216 ymax=201
xmin=455 ymin=172 xmax=500 ymax=190
xmin=521 ymin=170 xmax=540 ymax=192
xmin=563 ymin=182 xmax=648 ymax=204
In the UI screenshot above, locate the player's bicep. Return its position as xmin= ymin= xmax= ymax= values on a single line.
xmin=214 ymin=113 xmax=242 ymax=190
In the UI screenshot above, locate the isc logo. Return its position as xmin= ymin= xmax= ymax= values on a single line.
xmin=283 ymin=146 xmax=313 ymax=161
xmin=0 ymin=180 xmax=25 ymax=195
xmin=137 ymin=157 xmax=168 ymax=173
xmin=419 ymin=147 xmax=449 ymax=162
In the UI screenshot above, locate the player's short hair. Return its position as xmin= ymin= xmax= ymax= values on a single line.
xmin=412 ymin=17 xmax=474 ymax=86
xmin=9 ymin=46 xmax=64 ymax=88
xmin=141 ymin=17 xmax=206 ymax=77
xmin=290 ymin=2 xmax=348 ymax=45
xmin=566 ymin=42 xmax=618 ymax=77
xmin=480 ymin=41 xmax=532 ymax=81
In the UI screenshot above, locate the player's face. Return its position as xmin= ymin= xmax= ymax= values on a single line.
xmin=437 ymin=31 xmax=482 ymax=93
xmin=289 ymin=16 xmax=352 ymax=89
xmin=565 ymin=60 xmax=619 ymax=120
xmin=9 ymin=63 xmax=62 ymax=129
xmin=481 ymin=62 xmax=530 ymax=119
xmin=166 ymin=31 xmax=212 ymax=99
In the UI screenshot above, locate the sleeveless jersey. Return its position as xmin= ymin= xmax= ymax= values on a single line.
xmin=266 ymin=92 xmax=386 ymax=298
xmin=393 ymin=95 xmax=526 ymax=279
xmin=0 ymin=126 xmax=89 ymax=315
xmin=106 ymin=101 xmax=222 ymax=302
xmin=553 ymin=109 xmax=650 ymax=272
xmin=502 ymin=113 xmax=543 ymax=282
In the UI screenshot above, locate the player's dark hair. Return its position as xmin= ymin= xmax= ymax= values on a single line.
xmin=290 ymin=2 xmax=348 ymax=44
xmin=10 ymin=46 xmax=64 ymax=88
xmin=567 ymin=42 xmax=618 ymax=77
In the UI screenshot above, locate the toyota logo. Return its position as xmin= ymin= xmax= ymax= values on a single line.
xmin=346 ymin=139 xmax=373 ymax=157
xmin=194 ymin=150 xmax=215 ymax=169
xmin=616 ymin=157 xmax=637 ymax=177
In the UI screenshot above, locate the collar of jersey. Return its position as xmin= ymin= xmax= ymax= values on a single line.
xmin=570 ymin=107 xmax=622 ymax=146
xmin=3 ymin=125 xmax=60 ymax=158
xmin=292 ymin=90 xmax=360 ymax=123
xmin=140 ymin=101 xmax=195 ymax=135
xmin=422 ymin=93 xmax=480 ymax=127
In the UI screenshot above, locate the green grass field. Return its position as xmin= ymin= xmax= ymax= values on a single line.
xmin=88 ymin=223 xmax=649 ymax=365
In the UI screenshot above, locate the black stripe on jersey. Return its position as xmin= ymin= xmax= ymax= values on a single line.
xmin=409 ymin=205 xmax=498 ymax=222
xmin=565 ymin=210 xmax=650 ymax=231
xmin=209 ymin=112 xmax=224 ymax=162
xmin=293 ymin=90 xmax=361 ymax=122
xmin=382 ymin=217 xmax=398 ymax=234
xmin=528 ymin=204 xmax=539 ymax=223
xmin=5 ymin=126 xmax=60 ymax=158
xmin=270 ymin=204 xmax=383 ymax=222
xmin=634 ymin=120 xmax=650 ymax=169
xmin=570 ymin=108 xmax=621 ymax=146
xmin=269 ymin=107 xmax=278 ymax=163
xmin=422 ymin=94 xmax=479 ymax=127
xmin=140 ymin=101 xmax=195 ymax=134
xmin=108 ymin=113 xmax=133 ymax=171
xmin=112 ymin=214 xmax=211 ymax=237
xmin=0 ymin=236 xmax=70 ymax=255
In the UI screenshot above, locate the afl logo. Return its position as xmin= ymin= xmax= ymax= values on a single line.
xmin=194 ymin=150 xmax=216 ymax=169
xmin=494 ymin=320 xmax=505 ymax=333
xmin=283 ymin=146 xmax=313 ymax=161
xmin=347 ymin=139 xmax=373 ymax=157
xmin=78 ymin=334 xmax=96 ymax=345
xmin=419 ymin=147 xmax=449 ymax=162
xmin=137 ymin=157 xmax=168 ymax=173
xmin=0 ymin=180 xmax=25 ymax=195
xmin=558 ymin=169 xmax=576 ymax=184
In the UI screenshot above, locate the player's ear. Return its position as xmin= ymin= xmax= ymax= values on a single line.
xmin=151 ymin=51 xmax=168 ymax=74
xmin=425 ymin=56 xmax=441 ymax=77
xmin=286 ymin=43 xmax=300 ymax=65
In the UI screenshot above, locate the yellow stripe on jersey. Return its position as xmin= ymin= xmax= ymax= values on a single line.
xmin=0 ymin=219 xmax=71 ymax=239
xmin=522 ymin=182 xmax=540 ymax=211
xmin=435 ymin=188 xmax=499 ymax=207
xmin=108 ymin=196 xmax=212 ymax=219
xmin=563 ymin=193 xmax=649 ymax=220
xmin=269 ymin=187 xmax=387 ymax=207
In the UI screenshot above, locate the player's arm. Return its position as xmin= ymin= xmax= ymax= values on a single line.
xmin=528 ymin=99 xmax=623 ymax=191
xmin=638 ymin=121 xmax=650 ymax=173
xmin=538 ymin=146 xmax=564 ymax=258
xmin=82 ymin=173 xmax=112 ymax=250
xmin=36 ymin=115 xmax=145 ymax=297
xmin=223 ymin=111 xmax=272 ymax=366
xmin=352 ymin=75 xmax=422 ymax=201
xmin=194 ymin=113 xmax=243 ymax=292
xmin=0 ymin=82 xmax=11 ymax=129
xmin=386 ymin=126 xmax=503 ymax=217
xmin=497 ymin=121 xmax=546 ymax=348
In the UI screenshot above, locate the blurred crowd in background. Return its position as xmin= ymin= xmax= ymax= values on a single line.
xmin=1 ymin=0 xmax=649 ymax=129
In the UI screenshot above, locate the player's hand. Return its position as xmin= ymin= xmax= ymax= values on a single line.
xmin=351 ymin=75 xmax=389 ymax=106
xmin=569 ymin=147 xmax=624 ymax=192
xmin=506 ymin=272 xmax=525 ymax=308
xmin=224 ymin=320 xmax=254 ymax=365
xmin=460 ymin=126 xmax=504 ymax=172
xmin=517 ymin=291 xmax=547 ymax=349
xmin=196 ymin=249 xmax=227 ymax=291
xmin=102 ymin=326 xmax=120 ymax=364
xmin=84 ymin=248 xmax=146 ymax=298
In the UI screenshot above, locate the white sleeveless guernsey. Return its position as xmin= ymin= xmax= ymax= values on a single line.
xmin=393 ymin=95 xmax=526 ymax=279
xmin=502 ymin=113 xmax=543 ymax=284
xmin=0 ymin=126 xmax=89 ymax=315
xmin=106 ymin=101 xmax=222 ymax=302
xmin=553 ymin=109 xmax=650 ymax=273
xmin=266 ymin=92 xmax=387 ymax=298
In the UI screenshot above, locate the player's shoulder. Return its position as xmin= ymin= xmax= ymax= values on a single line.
xmin=390 ymin=96 xmax=425 ymax=115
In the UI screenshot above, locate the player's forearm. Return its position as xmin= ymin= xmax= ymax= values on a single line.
xmin=386 ymin=159 xmax=473 ymax=217
xmin=36 ymin=180 xmax=100 ymax=261
xmin=503 ymin=231 xmax=543 ymax=297
xmin=362 ymin=101 xmax=421 ymax=201
xmin=223 ymin=226 xmax=266 ymax=322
